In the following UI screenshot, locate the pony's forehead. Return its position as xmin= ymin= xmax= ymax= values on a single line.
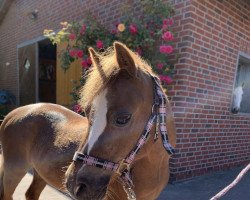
xmin=234 ymin=86 xmax=243 ymax=95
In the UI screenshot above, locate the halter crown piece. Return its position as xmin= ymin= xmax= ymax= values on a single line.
xmin=73 ymin=76 xmax=175 ymax=200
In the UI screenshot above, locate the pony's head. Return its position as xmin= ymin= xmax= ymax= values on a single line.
xmin=65 ymin=42 xmax=174 ymax=199
xmin=231 ymin=84 xmax=244 ymax=114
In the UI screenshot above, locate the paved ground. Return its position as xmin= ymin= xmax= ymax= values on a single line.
xmin=13 ymin=173 xmax=70 ymax=200
xmin=158 ymin=164 xmax=250 ymax=200
xmin=14 ymin=164 xmax=250 ymax=200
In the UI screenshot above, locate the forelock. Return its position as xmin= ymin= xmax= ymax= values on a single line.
xmin=79 ymin=46 xmax=156 ymax=112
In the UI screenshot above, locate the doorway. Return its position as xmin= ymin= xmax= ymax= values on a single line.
xmin=18 ymin=38 xmax=56 ymax=106
xmin=38 ymin=39 xmax=56 ymax=103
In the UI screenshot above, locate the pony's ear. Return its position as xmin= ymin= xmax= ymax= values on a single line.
xmin=242 ymin=82 xmax=245 ymax=88
xmin=114 ymin=42 xmax=137 ymax=76
xmin=88 ymin=47 xmax=100 ymax=67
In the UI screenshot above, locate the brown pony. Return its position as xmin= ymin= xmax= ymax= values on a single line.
xmin=0 ymin=42 xmax=176 ymax=200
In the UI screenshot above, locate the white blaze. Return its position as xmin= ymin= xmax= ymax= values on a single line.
xmin=87 ymin=89 xmax=108 ymax=154
xmin=233 ymin=86 xmax=243 ymax=109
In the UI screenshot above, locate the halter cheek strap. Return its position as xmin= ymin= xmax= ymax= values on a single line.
xmin=73 ymin=76 xmax=174 ymax=200
xmin=153 ymin=77 xmax=175 ymax=155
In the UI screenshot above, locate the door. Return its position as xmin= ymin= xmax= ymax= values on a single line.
xmin=18 ymin=43 xmax=38 ymax=106
xmin=56 ymin=42 xmax=82 ymax=107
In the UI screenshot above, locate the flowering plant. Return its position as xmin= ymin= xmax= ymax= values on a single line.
xmin=44 ymin=0 xmax=176 ymax=114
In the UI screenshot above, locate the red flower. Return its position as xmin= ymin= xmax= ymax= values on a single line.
xmin=69 ymin=33 xmax=76 ymax=40
xmin=162 ymin=31 xmax=174 ymax=41
xmin=96 ymin=40 xmax=104 ymax=49
xmin=87 ymin=57 xmax=92 ymax=65
xmin=160 ymin=75 xmax=173 ymax=84
xmin=80 ymin=25 xmax=86 ymax=34
xmin=73 ymin=104 xmax=82 ymax=114
xmin=129 ymin=24 xmax=138 ymax=35
xmin=69 ymin=50 xmax=77 ymax=57
xmin=163 ymin=18 xmax=174 ymax=26
xmin=163 ymin=19 xmax=168 ymax=25
xmin=111 ymin=29 xmax=118 ymax=34
xmin=168 ymin=18 xmax=174 ymax=26
xmin=81 ymin=60 xmax=88 ymax=68
xmin=77 ymin=50 xmax=84 ymax=58
xmin=157 ymin=63 xmax=164 ymax=70
xmin=159 ymin=45 xmax=173 ymax=54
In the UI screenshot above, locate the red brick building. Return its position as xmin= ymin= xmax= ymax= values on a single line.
xmin=0 ymin=0 xmax=249 ymax=181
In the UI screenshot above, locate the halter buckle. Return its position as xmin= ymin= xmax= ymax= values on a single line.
xmin=116 ymin=159 xmax=130 ymax=176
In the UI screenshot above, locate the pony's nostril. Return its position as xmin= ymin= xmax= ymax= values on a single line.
xmin=232 ymin=108 xmax=238 ymax=114
xmin=74 ymin=183 xmax=87 ymax=197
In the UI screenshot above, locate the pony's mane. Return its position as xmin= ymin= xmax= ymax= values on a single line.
xmin=79 ymin=47 xmax=157 ymax=110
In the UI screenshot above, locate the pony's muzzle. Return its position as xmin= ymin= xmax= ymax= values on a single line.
xmin=231 ymin=107 xmax=239 ymax=114
xmin=73 ymin=169 xmax=111 ymax=199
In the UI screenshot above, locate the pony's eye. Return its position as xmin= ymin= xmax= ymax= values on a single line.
xmin=115 ymin=113 xmax=131 ymax=126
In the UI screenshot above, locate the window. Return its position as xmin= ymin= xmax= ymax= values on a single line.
xmin=233 ymin=52 xmax=250 ymax=114
xmin=24 ymin=59 xmax=31 ymax=71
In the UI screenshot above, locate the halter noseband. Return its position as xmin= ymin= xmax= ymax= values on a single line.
xmin=73 ymin=76 xmax=175 ymax=199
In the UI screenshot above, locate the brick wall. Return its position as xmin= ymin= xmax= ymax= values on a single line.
xmin=0 ymin=0 xmax=249 ymax=181
xmin=170 ymin=0 xmax=250 ymax=181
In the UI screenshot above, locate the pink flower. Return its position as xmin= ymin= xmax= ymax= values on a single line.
xmin=162 ymin=31 xmax=174 ymax=41
xmin=162 ymin=24 xmax=168 ymax=30
xmin=168 ymin=18 xmax=174 ymax=26
xmin=129 ymin=24 xmax=138 ymax=35
xmin=69 ymin=50 xmax=77 ymax=57
xmin=80 ymin=25 xmax=86 ymax=34
xmin=157 ymin=63 xmax=164 ymax=70
xmin=69 ymin=33 xmax=76 ymax=40
xmin=159 ymin=45 xmax=173 ymax=54
xmin=73 ymin=104 xmax=82 ymax=114
xmin=163 ymin=18 xmax=174 ymax=26
xmin=96 ymin=40 xmax=104 ymax=49
xmin=163 ymin=19 xmax=168 ymax=25
xmin=160 ymin=75 xmax=173 ymax=84
xmin=77 ymin=50 xmax=84 ymax=58
xmin=81 ymin=60 xmax=89 ymax=68
xmin=87 ymin=57 xmax=92 ymax=65
xmin=136 ymin=47 xmax=142 ymax=55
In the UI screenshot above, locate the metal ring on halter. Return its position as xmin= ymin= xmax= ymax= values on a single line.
xmin=116 ymin=159 xmax=130 ymax=176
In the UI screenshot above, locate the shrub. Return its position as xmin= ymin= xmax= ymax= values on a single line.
xmin=44 ymin=0 xmax=176 ymax=114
